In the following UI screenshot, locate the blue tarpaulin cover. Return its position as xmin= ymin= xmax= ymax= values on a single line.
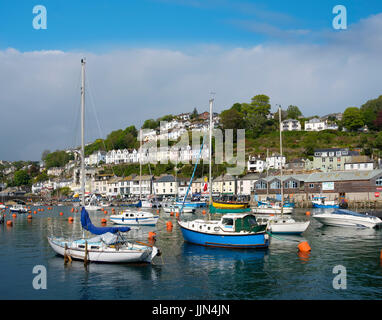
xmin=80 ymin=207 xmax=131 ymax=235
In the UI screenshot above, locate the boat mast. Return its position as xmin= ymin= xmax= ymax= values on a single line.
xmin=266 ymin=148 xmax=269 ymax=198
xmin=139 ymin=128 xmax=142 ymax=201
xmin=278 ymin=105 xmax=284 ymax=216
xmin=81 ymin=58 xmax=86 ymax=207
xmin=208 ymin=97 xmax=213 ymax=220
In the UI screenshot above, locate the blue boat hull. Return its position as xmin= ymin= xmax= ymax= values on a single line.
xmin=179 ymin=225 xmax=269 ymax=249
xmin=176 ymin=201 xmax=207 ymax=208
xmin=312 ymin=204 xmax=339 ymax=209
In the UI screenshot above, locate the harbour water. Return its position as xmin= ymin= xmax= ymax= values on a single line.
xmin=0 ymin=207 xmax=382 ymax=300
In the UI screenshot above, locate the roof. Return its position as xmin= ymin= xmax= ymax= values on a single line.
xmin=239 ymin=173 xmax=260 ymax=180
xmin=154 ymin=175 xmax=176 ymax=183
xmin=213 ymin=174 xmax=236 ymax=182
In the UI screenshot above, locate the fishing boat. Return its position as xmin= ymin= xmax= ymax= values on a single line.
xmin=177 ymin=97 xmax=269 ymax=249
xmin=47 ymin=59 xmax=160 ymax=264
xmin=109 ymin=210 xmax=159 ymax=226
xmin=208 ymin=204 xmax=251 ymax=214
xmin=252 ymin=202 xmax=293 ymax=215
xmin=9 ymin=204 xmax=28 ymax=213
xmin=312 ymin=196 xmax=339 ymax=209
xmin=312 ymin=209 xmax=382 ymax=229
xmin=48 ymin=208 xmax=159 ymax=263
xmin=211 ymin=200 xmax=249 ymax=209
xmin=178 ymin=213 xmax=269 ymax=249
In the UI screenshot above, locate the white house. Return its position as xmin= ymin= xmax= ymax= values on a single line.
xmin=266 ymin=153 xmax=286 ymax=170
xmin=237 ymin=173 xmax=259 ymax=196
xmin=281 ymin=119 xmax=301 ymax=131
xmin=305 ymin=118 xmax=327 ymax=131
xmin=247 ymin=156 xmax=266 ymax=173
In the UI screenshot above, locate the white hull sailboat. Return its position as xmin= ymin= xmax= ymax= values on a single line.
xmin=47 ymin=59 xmax=160 ymax=264
xmin=48 ymin=234 xmax=158 ymax=263
xmin=313 ymin=209 xmax=382 ymax=229
xmin=10 ymin=204 xmax=28 ymax=213
xmin=252 ymin=205 xmax=293 ymax=215
xmin=163 ymin=203 xmax=195 ymax=214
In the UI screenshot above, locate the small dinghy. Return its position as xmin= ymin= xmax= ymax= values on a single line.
xmin=109 ymin=210 xmax=159 ymax=226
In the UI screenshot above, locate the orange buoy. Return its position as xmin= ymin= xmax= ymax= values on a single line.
xmin=166 ymin=221 xmax=173 ymax=230
xmin=306 ymin=211 xmax=311 ymax=216
xmin=298 ymin=241 xmax=311 ymax=253
xmin=71 ymin=208 xmax=74 ymax=213
xmin=380 ymin=249 xmax=382 ymax=260
xmin=75 ymin=209 xmax=78 ymax=213
xmin=59 ymin=212 xmax=64 ymax=216
xmin=104 ymin=210 xmax=107 ymax=214
xmin=68 ymin=217 xmax=74 ymax=223
xmin=101 ymin=218 xmax=107 ymax=224
xmin=175 ymin=212 xmax=179 ymax=218
xmin=202 ymin=209 xmax=206 ymax=215
xmin=27 ymin=215 xmax=32 ymax=219
xmin=12 ymin=214 xmax=17 ymax=218
xmin=6 ymin=220 xmax=13 ymax=227
xmin=156 ymin=209 xmax=160 ymax=214
xmin=170 ymin=211 xmax=174 ymax=216
xmin=148 ymin=232 xmax=156 ymax=239
xmin=33 ymin=210 xmax=37 ymax=214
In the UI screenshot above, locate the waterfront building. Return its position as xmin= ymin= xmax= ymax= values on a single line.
xmin=153 ymin=175 xmax=177 ymax=197
xmin=212 ymin=174 xmax=237 ymax=195
xmin=344 ymin=156 xmax=375 ymax=171
xmin=237 ymin=173 xmax=260 ymax=196
xmin=312 ymin=148 xmax=360 ymax=172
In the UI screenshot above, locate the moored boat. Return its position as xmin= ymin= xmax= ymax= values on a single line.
xmin=10 ymin=204 xmax=28 ymax=214
xmin=313 ymin=209 xmax=382 ymax=228
xmin=178 ymin=213 xmax=269 ymax=249
xmin=312 ymin=196 xmax=339 ymax=209
xmin=110 ymin=210 xmax=159 ymax=226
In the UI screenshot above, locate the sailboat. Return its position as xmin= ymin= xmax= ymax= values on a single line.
xmin=48 ymin=59 xmax=160 ymax=263
xmin=110 ymin=129 xmax=159 ymax=226
xmin=255 ymin=106 xmax=310 ymax=235
xmin=177 ymin=97 xmax=269 ymax=248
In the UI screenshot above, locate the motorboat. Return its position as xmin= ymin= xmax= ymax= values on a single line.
xmin=252 ymin=202 xmax=293 ymax=215
xmin=256 ymin=215 xmax=310 ymax=235
xmin=110 ymin=210 xmax=159 ymax=226
xmin=85 ymin=204 xmax=103 ymax=211
xmin=48 ymin=208 xmax=159 ymax=263
xmin=162 ymin=203 xmax=195 ymax=214
xmin=178 ymin=213 xmax=269 ymax=249
xmin=313 ymin=209 xmax=382 ymax=229
xmin=10 ymin=204 xmax=28 ymax=213
xmin=312 ymin=196 xmax=339 ymax=209
xmin=141 ymin=199 xmax=161 ymax=208
xmin=175 ymin=200 xmax=207 ymax=208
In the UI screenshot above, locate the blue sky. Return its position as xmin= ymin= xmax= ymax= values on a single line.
xmin=2 ymin=0 xmax=382 ymax=51
xmin=2 ymin=0 xmax=382 ymax=160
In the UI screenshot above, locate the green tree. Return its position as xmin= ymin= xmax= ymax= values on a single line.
xmin=191 ymin=107 xmax=198 ymax=120
xmin=13 ymin=170 xmax=31 ymax=186
xmin=142 ymin=119 xmax=159 ymax=130
xmin=360 ymin=95 xmax=382 ymax=131
xmin=220 ymin=108 xmax=245 ymax=130
xmin=241 ymin=94 xmax=271 ymax=137
xmin=286 ymin=105 xmax=302 ymax=119
xmin=44 ymin=151 xmax=74 ymax=169
xmin=342 ymin=107 xmax=364 ymax=131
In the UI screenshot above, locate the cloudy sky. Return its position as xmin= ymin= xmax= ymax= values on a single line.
xmin=1 ymin=0 xmax=382 ymax=161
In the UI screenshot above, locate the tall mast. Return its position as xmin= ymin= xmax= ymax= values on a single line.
xmin=278 ymin=106 xmax=284 ymax=216
xmin=81 ymin=58 xmax=86 ymax=207
xmin=266 ymin=148 xmax=269 ymax=198
xmin=139 ymin=128 xmax=142 ymax=201
xmin=209 ymin=97 xmax=213 ymax=208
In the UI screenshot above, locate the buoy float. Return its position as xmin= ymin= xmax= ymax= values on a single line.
xmin=306 ymin=211 xmax=311 ymax=216
xmin=298 ymin=241 xmax=311 ymax=253
xmin=68 ymin=217 xmax=74 ymax=223
xmin=71 ymin=208 xmax=74 ymax=213
xmin=202 ymin=210 xmax=206 ymax=215
xmin=157 ymin=209 xmax=160 ymax=214
xmin=12 ymin=214 xmax=17 ymax=218
xmin=75 ymin=209 xmax=78 ymax=213
xmin=33 ymin=210 xmax=37 ymax=214
xmin=27 ymin=215 xmax=32 ymax=219
xmin=380 ymin=249 xmax=382 ymax=260
xmin=6 ymin=221 xmax=13 ymax=227
xmin=148 ymin=232 xmax=156 ymax=239
xmin=170 ymin=211 xmax=174 ymax=216
xmin=59 ymin=212 xmax=64 ymax=216
xmin=101 ymin=218 xmax=107 ymax=224
xmin=175 ymin=212 xmax=179 ymax=218
xmin=104 ymin=210 xmax=107 ymax=214
xmin=166 ymin=221 xmax=173 ymax=230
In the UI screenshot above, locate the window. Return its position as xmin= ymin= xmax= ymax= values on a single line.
xmin=329 ymin=158 xmax=333 ymax=162
xmin=256 ymin=181 xmax=267 ymax=189
xmin=309 ymin=183 xmax=314 ymax=188
xmin=222 ymin=218 xmax=234 ymax=226
xmin=376 ymin=177 xmax=382 ymax=186
xmin=270 ymin=181 xmax=281 ymax=189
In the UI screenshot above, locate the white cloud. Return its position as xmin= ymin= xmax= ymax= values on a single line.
xmin=1 ymin=14 xmax=382 ymax=160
